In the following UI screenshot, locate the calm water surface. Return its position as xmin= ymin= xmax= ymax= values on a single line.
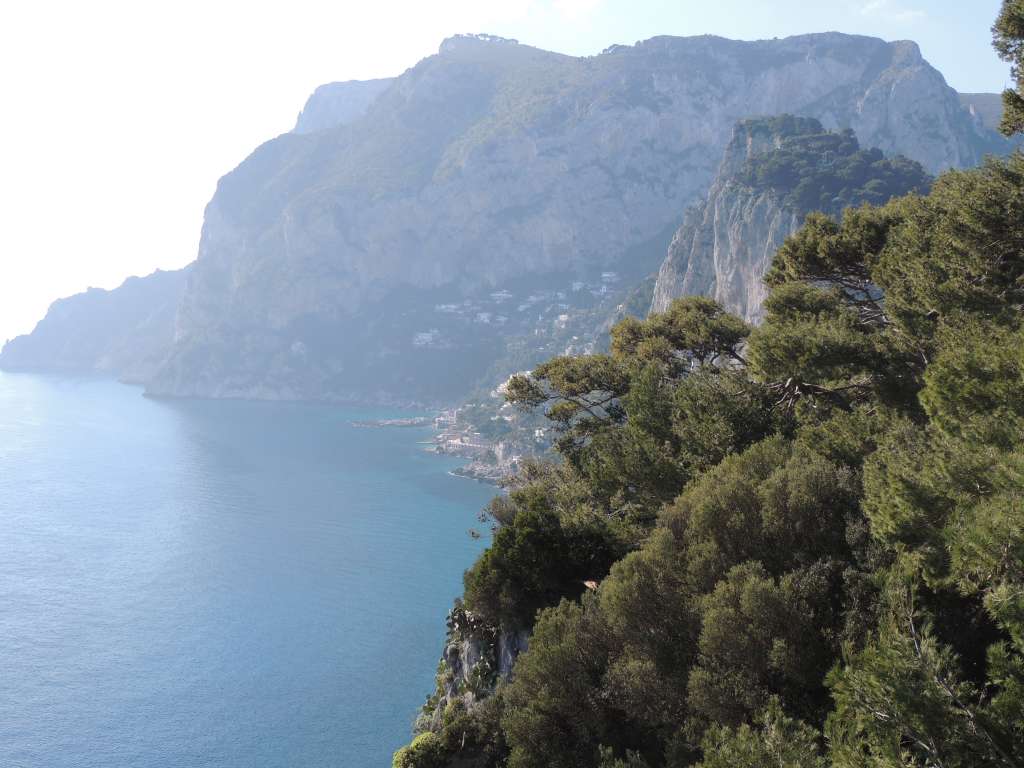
xmin=0 ymin=372 xmax=494 ymax=767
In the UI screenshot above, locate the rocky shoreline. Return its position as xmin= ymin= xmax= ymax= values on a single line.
xmin=350 ymin=416 xmax=433 ymax=428
xmin=348 ymin=407 xmax=525 ymax=486
xmin=447 ymin=458 xmax=517 ymax=485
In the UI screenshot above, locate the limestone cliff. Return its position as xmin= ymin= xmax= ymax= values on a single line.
xmin=651 ymin=116 xmax=931 ymax=322
xmin=650 ymin=180 xmax=801 ymax=323
xmin=14 ymin=33 xmax=1007 ymax=404
xmin=0 ymin=267 xmax=190 ymax=383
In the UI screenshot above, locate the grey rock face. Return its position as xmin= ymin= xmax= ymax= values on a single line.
xmin=140 ymin=33 xmax=1007 ymax=402
xmin=650 ymin=120 xmax=803 ymax=322
xmin=293 ymin=78 xmax=394 ymax=134
xmin=0 ymin=267 xmax=191 ymax=383
xmin=651 ymin=185 xmax=800 ymax=323
xmin=426 ymin=627 xmax=528 ymax=730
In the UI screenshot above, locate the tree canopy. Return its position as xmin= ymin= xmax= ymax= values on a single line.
xmin=995 ymin=0 xmax=1024 ymax=136
xmin=737 ymin=124 xmax=931 ymax=216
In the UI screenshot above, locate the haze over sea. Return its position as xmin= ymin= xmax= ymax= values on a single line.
xmin=0 ymin=372 xmax=494 ymax=767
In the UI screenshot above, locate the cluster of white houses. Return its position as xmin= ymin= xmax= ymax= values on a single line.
xmin=412 ymin=272 xmax=622 ymax=350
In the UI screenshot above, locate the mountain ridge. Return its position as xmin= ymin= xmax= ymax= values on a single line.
xmin=147 ymin=30 xmax=1004 ymax=404
xmin=2 ymin=32 xmax=1014 ymax=404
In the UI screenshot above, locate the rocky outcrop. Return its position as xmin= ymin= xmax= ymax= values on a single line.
xmin=293 ymin=78 xmax=393 ymax=134
xmin=418 ymin=606 xmax=528 ymax=732
xmin=0 ymin=267 xmax=190 ymax=383
xmin=652 ymin=187 xmax=800 ymax=324
xmin=650 ymin=116 xmax=931 ymax=322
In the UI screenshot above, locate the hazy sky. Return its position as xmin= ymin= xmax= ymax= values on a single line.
xmin=0 ymin=0 xmax=1011 ymax=341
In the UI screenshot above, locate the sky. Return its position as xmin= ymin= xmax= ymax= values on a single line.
xmin=0 ymin=0 xmax=1012 ymax=341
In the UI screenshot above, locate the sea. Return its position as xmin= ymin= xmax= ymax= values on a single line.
xmin=0 ymin=371 xmax=495 ymax=767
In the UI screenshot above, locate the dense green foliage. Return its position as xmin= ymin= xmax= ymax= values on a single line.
xmin=736 ymin=117 xmax=931 ymax=216
xmin=398 ymin=143 xmax=1024 ymax=767
xmin=463 ymin=472 xmax=629 ymax=627
xmin=395 ymin=17 xmax=1024 ymax=766
xmin=995 ymin=0 xmax=1024 ymax=136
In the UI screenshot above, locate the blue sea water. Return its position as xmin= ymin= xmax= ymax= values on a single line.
xmin=0 ymin=372 xmax=495 ymax=768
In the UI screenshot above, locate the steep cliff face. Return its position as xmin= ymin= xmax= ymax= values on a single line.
xmin=651 ymin=183 xmax=801 ymax=323
xmin=651 ymin=116 xmax=931 ymax=322
xmin=292 ymin=78 xmax=394 ymax=134
xmin=0 ymin=267 xmax=190 ymax=383
xmin=424 ymin=627 xmax=529 ymax=731
xmin=140 ymin=32 xmax=1005 ymax=402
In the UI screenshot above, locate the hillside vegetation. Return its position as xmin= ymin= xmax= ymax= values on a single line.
xmin=396 ymin=117 xmax=1024 ymax=768
xmin=736 ymin=115 xmax=931 ymax=216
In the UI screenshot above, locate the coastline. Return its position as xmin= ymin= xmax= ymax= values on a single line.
xmin=353 ymin=408 xmax=528 ymax=486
